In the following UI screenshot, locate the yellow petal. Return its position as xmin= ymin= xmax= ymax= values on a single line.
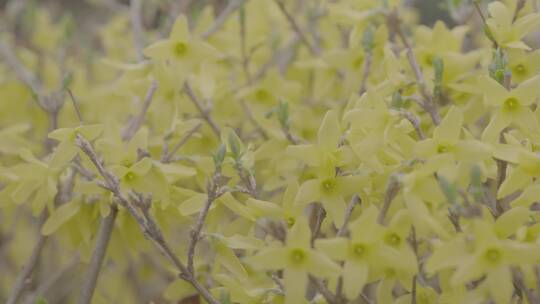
xmin=486 ymin=266 xmax=513 ymax=304
xmin=497 ymin=167 xmax=531 ymax=199
xmin=343 ymin=260 xmax=368 ymax=299
xmin=42 ymin=202 xmax=81 ymax=235
xmin=315 ymin=237 xmax=349 ymax=261
xmin=295 ymin=179 xmax=322 ymax=206
xmin=317 ymin=109 xmax=341 ymax=151
xmin=284 ymin=269 xmax=308 ymax=304
xmin=481 ymin=110 xmax=511 ymax=143
xmin=247 ymin=247 xmax=288 ymax=270
xmin=306 ymin=250 xmax=341 ymax=278
xmin=50 ymin=139 xmax=79 ymax=168
xmin=494 ymin=206 xmax=529 ymax=238
xmin=287 ymin=216 xmax=311 ymax=249
xmin=434 ymin=106 xmax=463 ymax=145
xmin=170 ymin=15 xmax=190 ymax=41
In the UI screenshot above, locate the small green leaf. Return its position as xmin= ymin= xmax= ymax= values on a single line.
xmin=220 ymin=290 xmax=232 ymax=304
xmin=35 ymin=297 xmax=48 ymax=304
xmin=437 ymin=176 xmax=458 ymax=206
xmin=213 ymin=144 xmax=226 ymax=171
xmin=362 ymin=24 xmax=375 ymax=52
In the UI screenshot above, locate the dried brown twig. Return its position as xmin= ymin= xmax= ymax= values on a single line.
xmin=76 ymin=135 xmax=220 ymax=304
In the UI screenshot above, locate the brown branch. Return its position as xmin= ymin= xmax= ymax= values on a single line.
xmin=24 ymin=255 xmax=79 ymax=304
xmin=513 ymin=0 xmax=527 ymax=22
xmin=309 ymin=276 xmax=339 ymax=304
xmin=388 ymin=12 xmax=440 ymax=125
xmin=67 ymin=90 xmax=84 ymax=124
xmin=6 ymin=213 xmax=47 ymax=304
xmin=161 ymin=122 xmax=202 ymax=163
xmin=359 ymin=52 xmax=372 ymax=95
xmin=378 ymin=176 xmax=401 ymax=225
xmin=337 ymin=194 xmax=360 ymax=237
xmin=130 ymin=0 xmax=146 ymax=61
xmin=76 ymin=135 xmax=220 ymax=304
xmin=411 ymin=275 xmax=417 ymax=304
xmin=273 ymin=0 xmax=318 ymax=55
xmin=400 ymin=109 xmax=425 ymax=140
xmin=310 ymin=204 xmax=326 ymax=246
xmin=0 ymin=40 xmax=40 ymax=93
xmin=183 ymin=81 xmax=221 ymax=136
xmin=122 ymin=80 xmax=158 ymax=141
xmin=186 ymin=174 xmax=224 ymax=274
xmin=201 ymin=0 xmax=245 ymax=39
xmin=513 ymin=268 xmax=539 ymax=304
xmin=78 ymin=206 xmax=118 ymax=304
xmin=472 ymin=1 xmax=499 ymax=48
xmin=240 ymin=99 xmax=269 ymax=140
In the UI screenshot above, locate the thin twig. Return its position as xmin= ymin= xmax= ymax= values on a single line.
xmin=0 ymin=40 xmax=40 ymax=93
xmin=78 ymin=206 xmax=118 ymax=304
xmin=472 ymin=1 xmax=499 ymax=48
xmin=513 ymin=0 xmax=527 ymax=22
xmin=337 ymin=194 xmax=360 ymax=237
xmin=388 ymin=12 xmax=440 ymax=125
xmin=201 ymin=0 xmax=245 ymax=39
xmin=122 ymin=80 xmax=158 ymax=141
xmin=309 ymin=276 xmax=339 ymax=304
xmin=359 ymin=52 xmax=372 ymax=95
xmin=240 ymin=99 xmax=269 ymax=140
xmin=186 ymin=174 xmax=223 ymax=274
xmin=378 ymin=176 xmax=401 ymax=225
xmin=239 ymin=6 xmax=252 ymax=83
xmin=273 ymin=0 xmax=318 ymax=55
xmin=310 ymin=204 xmax=326 ymax=246
xmin=183 ymin=81 xmax=221 ymax=136
xmin=6 ymin=213 xmax=47 ymax=304
xmin=161 ymin=122 xmax=202 ymax=163
xmin=513 ymin=268 xmax=539 ymax=304
xmin=24 ymin=255 xmax=79 ymax=304
xmin=76 ymin=135 xmax=220 ymax=304
xmin=411 ymin=275 xmax=417 ymax=304
xmin=67 ymin=89 xmax=84 ymax=124
xmin=400 ymin=110 xmax=425 ymax=139
xmin=130 ymin=0 xmax=145 ymax=61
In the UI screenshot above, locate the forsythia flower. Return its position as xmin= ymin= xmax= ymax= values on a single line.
xmin=247 ymin=217 xmax=340 ymax=304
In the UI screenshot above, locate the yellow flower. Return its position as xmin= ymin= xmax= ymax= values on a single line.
xmin=316 ymin=206 xmax=412 ymax=299
xmin=477 ymin=75 xmax=540 ymax=143
xmin=247 ymin=217 xmax=341 ymax=304
xmin=486 ymin=1 xmax=540 ymax=50
xmin=143 ymin=15 xmax=219 ymax=66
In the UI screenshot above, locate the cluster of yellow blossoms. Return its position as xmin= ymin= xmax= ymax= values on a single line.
xmin=3 ymin=0 xmax=540 ymax=303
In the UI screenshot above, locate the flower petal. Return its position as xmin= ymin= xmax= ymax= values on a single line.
xmin=284 ymin=269 xmax=308 ymax=304
xmin=343 ymin=260 xmax=368 ymax=299
xmin=317 ymin=109 xmax=341 ymax=151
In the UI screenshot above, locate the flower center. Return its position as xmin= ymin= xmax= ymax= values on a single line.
xmin=286 ymin=217 xmax=296 ymax=228
xmin=124 ymin=172 xmax=136 ymax=182
xmin=320 ymin=179 xmax=336 ymax=193
xmin=385 ymin=233 xmax=401 ymax=247
xmin=289 ymin=248 xmax=306 ymax=264
xmin=514 ymin=64 xmax=526 ymax=75
xmin=353 ymin=56 xmax=363 ymax=69
xmin=352 ymin=243 xmax=367 ymax=257
xmin=255 ymin=89 xmax=269 ymax=101
xmin=436 ymin=144 xmax=449 ymax=153
xmin=503 ymin=97 xmax=519 ymax=112
xmin=484 ymin=248 xmax=502 ymax=265
xmin=173 ymin=42 xmax=188 ymax=57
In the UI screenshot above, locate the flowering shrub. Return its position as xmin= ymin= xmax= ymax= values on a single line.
xmin=3 ymin=0 xmax=540 ymax=303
